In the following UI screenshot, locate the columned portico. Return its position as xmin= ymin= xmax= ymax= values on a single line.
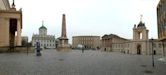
xmin=0 ymin=0 xmax=22 ymax=49
xmin=16 ymin=19 xmax=22 ymax=46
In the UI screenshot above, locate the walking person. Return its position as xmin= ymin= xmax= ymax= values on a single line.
xmin=82 ymin=45 xmax=84 ymax=53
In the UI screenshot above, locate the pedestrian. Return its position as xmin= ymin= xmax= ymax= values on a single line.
xmin=36 ymin=42 xmax=42 ymax=56
xmin=104 ymin=48 xmax=106 ymax=51
xmin=82 ymin=46 xmax=84 ymax=53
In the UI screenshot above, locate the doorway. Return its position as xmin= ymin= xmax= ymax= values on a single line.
xmin=137 ymin=44 xmax=141 ymax=55
xmin=9 ymin=19 xmax=17 ymax=51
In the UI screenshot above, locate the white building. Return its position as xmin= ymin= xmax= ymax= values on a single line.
xmin=32 ymin=22 xmax=57 ymax=49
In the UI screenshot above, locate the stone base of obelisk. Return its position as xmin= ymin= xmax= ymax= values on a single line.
xmin=57 ymin=44 xmax=71 ymax=52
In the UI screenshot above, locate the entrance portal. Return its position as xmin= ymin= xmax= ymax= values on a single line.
xmin=137 ymin=44 xmax=141 ymax=54
xmin=9 ymin=19 xmax=17 ymax=51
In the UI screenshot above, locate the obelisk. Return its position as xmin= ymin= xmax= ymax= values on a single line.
xmin=57 ymin=14 xmax=70 ymax=51
xmin=61 ymin=14 xmax=67 ymax=38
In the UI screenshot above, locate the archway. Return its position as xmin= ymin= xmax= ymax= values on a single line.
xmin=137 ymin=44 xmax=141 ymax=54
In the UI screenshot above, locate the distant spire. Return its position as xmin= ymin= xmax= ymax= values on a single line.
xmin=42 ymin=20 xmax=44 ymax=26
xmin=12 ymin=0 xmax=15 ymax=8
xmin=140 ymin=15 xmax=143 ymax=22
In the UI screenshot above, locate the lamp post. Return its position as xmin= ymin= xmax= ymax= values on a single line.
xmin=151 ymin=38 xmax=155 ymax=67
xmin=26 ymin=42 xmax=28 ymax=55
xmin=162 ymin=41 xmax=165 ymax=57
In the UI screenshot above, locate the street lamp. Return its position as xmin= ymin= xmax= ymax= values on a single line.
xmin=162 ymin=41 xmax=165 ymax=57
xmin=151 ymin=38 xmax=155 ymax=67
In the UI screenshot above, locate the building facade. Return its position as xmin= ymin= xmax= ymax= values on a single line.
xmin=101 ymin=34 xmax=129 ymax=52
xmin=131 ymin=20 xmax=150 ymax=54
xmin=0 ymin=0 xmax=10 ymax=10
xmin=0 ymin=0 xmax=22 ymax=49
xmin=32 ymin=22 xmax=57 ymax=49
xmin=72 ymin=36 xmax=100 ymax=49
xmin=22 ymin=36 xmax=28 ymax=46
xmin=157 ymin=0 xmax=166 ymax=41
xmin=126 ymin=20 xmax=162 ymax=55
xmin=157 ymin=0 xmax=166 ymax=56
xmin=102 ymin=18 xmax=163 ymax=55
xmin=101 ymin=34 xmax=112 ymax=51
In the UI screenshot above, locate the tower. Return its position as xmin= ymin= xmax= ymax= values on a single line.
xmin=57 ymin=14 xmax=70 ymax=50
xmin=132 ymin=15 xmax=149 ymax=55
xmin=39 ymin=21 xmax=47 ymax=36
xmin=133 ymin=15 xmax=148 ymax=41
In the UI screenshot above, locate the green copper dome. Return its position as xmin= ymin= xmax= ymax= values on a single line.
xmin=39 ymin=21 xmax=47 ymax=30
xmin=39 ymin=25 xmax=47 ymax=30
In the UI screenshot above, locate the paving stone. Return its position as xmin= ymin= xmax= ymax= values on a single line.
xmin=0 ymin=50 xmax=165 ymax=75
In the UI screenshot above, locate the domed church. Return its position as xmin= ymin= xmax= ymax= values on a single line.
xmin=32 ymin=21 xmax=57 ymax=49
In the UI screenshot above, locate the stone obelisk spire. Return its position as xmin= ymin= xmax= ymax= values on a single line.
xmin=57 ymin=14 xmax=70 ymax=51
xmin=61 ymin=14 xmax=67 ymax=38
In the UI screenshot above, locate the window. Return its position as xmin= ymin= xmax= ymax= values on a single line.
xmin=159 ymin=43 xmax=162 ymax=48
xmin=139 ymin=33 xmax=142 ymax=39
xmin=153 ymin=43 xmax=156 ymax=48
xmin=128 ymin=44 xmax=129 ymax=47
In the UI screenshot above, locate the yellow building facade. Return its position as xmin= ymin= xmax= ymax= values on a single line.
xmin=72 ymin=36 xmax=100 ymax=49
xmin=0 ymin=0 xmax=22 ymax=49
xmin=157 ymin=0 xmax=166 ymax=56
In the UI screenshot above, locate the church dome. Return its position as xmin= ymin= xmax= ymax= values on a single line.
xmin=39 ymin=25 xmax=47 ymax=30
xmin=137 ymin=15 xmax=145 ymax=28
xmin=137 ymin=21 xmax=145 ymax=27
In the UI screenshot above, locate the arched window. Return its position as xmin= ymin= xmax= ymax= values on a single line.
xmin=139 ymin=32 xmax=143 ymax=39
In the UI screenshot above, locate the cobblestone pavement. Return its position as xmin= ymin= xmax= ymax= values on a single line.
xmin=0 ymin=49 xmax=166 ymax=75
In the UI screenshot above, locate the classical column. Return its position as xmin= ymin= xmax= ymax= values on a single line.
xmin=6 ymin=18 xmax=10 ymax=46
xmin=17 ymin=19 xmax=21 ymax=46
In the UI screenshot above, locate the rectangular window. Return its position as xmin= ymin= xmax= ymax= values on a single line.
xmin=153 ymin=43 xmax=156 ymax=48
xmin=159 ymin=43 xmax=162 ymax=48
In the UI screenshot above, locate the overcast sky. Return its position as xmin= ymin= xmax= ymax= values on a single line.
xmin=9 ymin=0 xmax=159 ymax=43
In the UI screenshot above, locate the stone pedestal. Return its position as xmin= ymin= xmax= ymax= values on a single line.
xmin=57 ymin=14 xmax=71 ymax=51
